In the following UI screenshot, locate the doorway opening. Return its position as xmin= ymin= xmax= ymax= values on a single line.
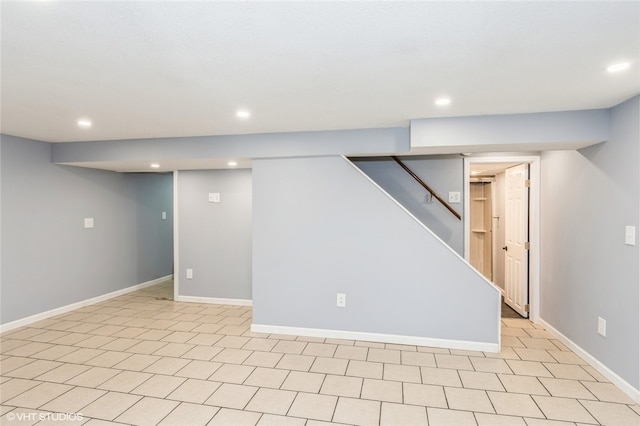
xmin=464 ymin=156 xmax=540 ymax=321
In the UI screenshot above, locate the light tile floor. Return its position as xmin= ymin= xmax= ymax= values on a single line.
xmin=1 ymin=280 xmax=639 ymax=426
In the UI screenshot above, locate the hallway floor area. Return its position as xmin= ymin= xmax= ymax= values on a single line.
xmin=1 ymin=280 xmax=638 ymax=425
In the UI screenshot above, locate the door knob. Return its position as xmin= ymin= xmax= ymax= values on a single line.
xmin=502 ymin=246 xmax=508 ymax=251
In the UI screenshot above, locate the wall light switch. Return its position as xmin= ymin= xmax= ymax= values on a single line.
xmin=84 ymin=218 xmax=94 ymax=228
xmin=336 ymin=293 xmax=346 ymax=308
xmin=208 ymin=193 xmax=220 ymax=203
xmin=597 ymin=317 xmax=606 ymax=337
xmin=625 ymin=225 xmax=636 ymax=246
xmin=186 ymin=269 xmax=193 ymax=279
xmin=162 ymin=211 xmax=167 ymax=220
xmin=448 ymin=192 xmax=461 ymax=203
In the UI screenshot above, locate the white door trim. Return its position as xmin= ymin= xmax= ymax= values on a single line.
xmin=464 ymin=155 xmax=541 ymax=322
xmin=173 ymin=170 xmax=180 ymax=301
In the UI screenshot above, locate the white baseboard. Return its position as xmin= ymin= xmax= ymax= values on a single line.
xmin=0 ymin=275 xmax=173 ymax=334
xmin=251 ymin=324 xmax=499 ymax=353
xmin=538 ymin=318 xmax=640 ymax=404
xmin=175 ymin=295 xmax=252 ymax=306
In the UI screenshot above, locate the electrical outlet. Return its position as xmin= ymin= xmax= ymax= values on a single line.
xmin=448 ymin=192 xmax=461 ymax=203
xmin=186 ymin=269 xmax=193 ymax=279
xmin=597 ymin=317 xmax=606 ymax=337
xmin=336 ymin=293 xmax=346 ymax=308
xmin=208 ymin=193 xmax=220 ymax=203
xmin=162 ymin=211 xmax=167 ymax=220
xmin=625 ymin=225 xmax=636 ymax=246
xmin=84 ymin=218 xmax=94 ymax=228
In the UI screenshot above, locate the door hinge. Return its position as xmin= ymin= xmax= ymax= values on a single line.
xmin=524 ymin=242 xmax=530 ymax=250
xmin=525 ymin=179 xmax=531 ymax=188
xmin=524 ymin=304 xmax=530 ymax=313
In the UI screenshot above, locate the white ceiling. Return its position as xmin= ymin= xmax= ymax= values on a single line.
xmin=1 ymin=1 xmax=639 ymax=144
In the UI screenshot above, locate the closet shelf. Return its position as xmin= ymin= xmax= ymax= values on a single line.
xmin=472 ymin=198 xmax=487 ymax=201
xmin=471 ymin=229 xmax=487 ymax=233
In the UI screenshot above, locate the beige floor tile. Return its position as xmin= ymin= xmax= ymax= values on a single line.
xmin=98 ymin=370 xmax=153 ymax=393
xmin=543 ymin=363 xmax=595 ymax=381
xmin=334 ymin=345 xmax=368 ymax=361
xmin=459 ymin=370 xmax=504 ymax=391
xmin=275 ymin=354 xmax=315 ymax=372
xmin=367 ymin=348 xmax=401 ymax=364
xmin=502 ymin=336 xmax=526 ymax=348
xmin=112 ymin=353 xmax=160 ymax=371
xmin=115 ymin=396 xmax=180 ymax=426
xmin=539 ymin=377 xmax=596 ymax=400
xmin=581 ymin=365 xmax=608 ymax=382
xmin=0 ymin=378 xmax=42 ymax=403
xmin=216 ymin=336 xmax=251 ymax=348
xmin=168 ymin=321 xmax=200 ymax=332
xmin=483 ymin=346 xmax=521 ymax=360
xmin=6 ymin=360 xmax=61 ymax=379
xmin=157 ymin=402 xmax=218 ymax=426
xmin=134 ymin=329 xmax=173 ymax=341
xmin=487 ymin=391 xmax=545 ymax=418
xmin=470 ymin=356 xmax=513 ymax=373
xmin=4 ymin=382 xmax=73 ymax=409
xmin=218 ymin=325 xmax=250 ymax=336
xmin=40 ymin=386 xmax=106 ymax=412
xmin=475 ymin=413 xmax=527 ymax=425
xmin=212 ymin=348 xmax=253 ymax=364
xmin=420 ymin=366 xmax=462 ymax=387
xmin=271 ymin=340 xmax=307 ymax=355
xmin=208 ymin=407 xmax=261 ymax=426
xmin=356 ymin=341 xmax=385 ymax=349
xmin=444 ymin=387 xmax=494 ymax=413
xmin=281 ymin=370 xmax=325 ymax=393
xmin=99 ymin=338 xmax=142 ymax=352
xmin=131 ymin=374 xmax=185 ymax=398
xmin=75 ymin=335 xmax=117 ymax=349
xmin=182 ymin=345 xmax=223 ymax=361
xmin=360 ymin=378 xmax=402 ymax=403
xmin=242 ymin=338 xmax=278 ymax=352
xmin=288 ymin=392 xmax=338 ymax=421
xmin=243 ymin=351 xmax=283 ymax=368
xmin=320 ymin=374 xmax=363 ymax=398
xmin=547 ymin=350 xmax=587 ymax=365
xmin=507 ymin=360 xmax=553 ymax=377
xmin=84 ymin=350 xmax=132 ymax=368
xmin=403 ymin=382 xmax=447 ymax=408
xmin=244 ymin=366 xmax=289 ymax=388
xmin=514 ymin=348 xmax=556 ymax=362
xmin=167 ymin=378 xmax=221 ymax=404
xmin=383 ymin=363 xmax=421 ymax=383
xmin=29 ymin=345 xmax=80 ymax=361
xmin=82 ymin=418 xmax=133 ymax=425
xmin=127 ymin=340 xmax=169 ymax=355
xmin=65 ymin=367 xmax=121 ymax=387
xmin=502 ymin=327 xmax=531 ymax=337
xmin=161 ymin=331 xmax=198 ymax=343
xmin=256 ymin=413 xmax=306 ymax=426
xmin=579 ymin=399 xmax=640 ymax=425
xmin=346 ymin=360 xmax=383 ymax=379
xmin=56 ymin=347 xmax=104 ymax=364
xmin=153 ymin=342 xmax=195 ymax=357
xmin=519 ymin=337 xmax=559 ymax=350
xmin=502 ymin=319 xmax=534 ymax=329
xmin=400 ymin=351 xmax=436 ymax=367
xmin=0 ymin=357 xmax=35 ymax=375
xmin=303 ymin=343 xmax=337 ymax=357
xmin=581 ymin=381 xmax=637 ymax=404
xmin=435 ymin=354 xmax=474 ymax=371
xmin=174 ymin=360 xmax=222 ymax=379
xmin=522 ymin=418 xmax=580 ymax=426
xmin=205 ymin=383 xmax=258 ymax=409
xmin=209 ymin=364 xmax=255 ymax=384
xmin=333 ymin=397 xmax=380 ymax=426
xmin=91 ymin=325 xmax=126 ymax=337
xmin=498 ymin=374 xmax=550 ymax=396
xmin=0 ymin=407 xmax=45 ymax=425
xmin=310 ymin=357 xmax=348 ymax=375
xmin=6 ymin=342 xmax=54 ymax=357
xmin=35 ymin=363 xmax=91 ymax=383
xmin=427 ymin=407 xmax=477 ymax=426
xmin=245 ymin=388 xmax=296 ymax=415
xmin=111 ymin=326 xmax=147 ymax=339
xmin=188 ymin=333 xmax=224 ymax=346
xmin=143 ymin=357 xmax=191 ymax=375
xmin=532 ymin=395 xmax=597 ymax=423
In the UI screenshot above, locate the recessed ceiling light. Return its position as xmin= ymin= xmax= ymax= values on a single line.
xmin=77 ymin=119 xmax=92 ymax=128
xmin=236 ymin=110 xmax=251 ymax=119
xmin=150 ymin=163 xmax=160 ymax=169
xmin=228 ymin=161 xmax=238 ymax=167
xmin=435 ymin=97 xmax=451 ymax=106
xmin=606 ymin=62 xmax=631 ymax=73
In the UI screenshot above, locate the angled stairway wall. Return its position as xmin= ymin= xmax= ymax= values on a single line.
xmin=252 ymin=155 xmax=501 ymax=351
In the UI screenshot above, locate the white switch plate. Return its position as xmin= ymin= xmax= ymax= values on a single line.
xmin=84 ymin=218 xmax=94 ymax=228
xmin=448 ymin=192 xmax=461 ymax=203
xmin=208 ymin=193 xmax=220 ymax=203
xmin=625 ymin=225 xmax=636 ymax=246
xmin=597 ymin=317 xmax=606 ymax=337
xmin=162 ymin=211 xmax=167 ymax=220
xmin=186 ymin=269 xmax=193 ymax=279
xmin=336 ymin=293 xmax=346 ymax=308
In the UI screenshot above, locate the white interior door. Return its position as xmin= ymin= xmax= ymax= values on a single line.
xmin=504 ymin=163 xmax=529 ymax=318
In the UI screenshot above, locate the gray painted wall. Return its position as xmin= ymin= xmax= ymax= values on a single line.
xmin=352 ymin=155 xmax=464 ymax=255
xmin=0 ymin=134 xmax=173 ymax=324
xmin=253 ymin=155 xmax=500 ymax=344
xmin=540 ymin=96 xmax=639 ymax=388
xmin=177 ymin=169 xmax=252 ymax=300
